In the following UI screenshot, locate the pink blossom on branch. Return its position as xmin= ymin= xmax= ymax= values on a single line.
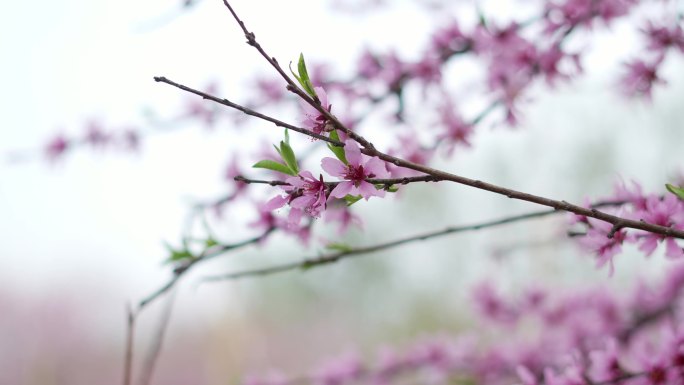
xmin=642 ymin=21 xmax=684 ymax=54
xmin=321 ymin=140 xmax=389 ymax=200
xmin=44 ymin=134 xmax=70 ymax=162
xmin=620 ymin=58 xmax=665 ymax=100
xmin=578 ymin=217 xmax=631 ymax=275
xmin=264 ymin=171 xmax=329 ymax=227
xmin=301 ymin=87 xmax=333 ymax=136
xmin=635 ymin=194 xmax=684 ymax=258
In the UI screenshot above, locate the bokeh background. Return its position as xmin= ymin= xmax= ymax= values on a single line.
xmin=1 ymin=0 xmax=683 ymax=384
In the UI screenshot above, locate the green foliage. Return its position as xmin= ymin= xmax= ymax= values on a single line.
xmin=279 ymin=140 xmax=299 ymax=174
xmin=327 ymin=129 xmax=347 ymax=164
xmin=164 ymin=241 xmax=195 ymax=264
xmin=344 ymin=194 xmax=363 ymax=206
xmin=325 ymin=242 xmax=354 ymax=253
xmin=253 ymin=159 xmax=295 ymax=176
xmin=290 ymin=53 xmax=317 ymax=99
xmin=666 ymin=183 xmax=684 ymax=201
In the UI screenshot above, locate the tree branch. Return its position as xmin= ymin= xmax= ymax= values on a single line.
xmin=219 ymin=0 xmax=376 ymax=150
xmin=201 ymin=201 xmax=624 ymax=283
xmin=233 ymin=175 xmax=444 ymax=187
xmin=153 ymin=74 xmax=684 ymax=241
xmin=137 ymin=228 xmax=273 ymax=310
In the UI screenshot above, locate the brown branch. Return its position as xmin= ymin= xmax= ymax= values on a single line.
xmin=219 ymin=0 xmax=376 ymax=151
xmin=233 ymin=175 xmax=443 ymax=187
xmin=368 ymin=150 xmax=684 ymax=240
xmin=153 ymin=76 xmax=341 ymax=145
xmin=202 ymin=201 xmax=623 ymax=283
xmin=154 ymin=74 xmax=684 ymax=241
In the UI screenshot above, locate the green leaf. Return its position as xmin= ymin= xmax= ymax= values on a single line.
xmin=163 ymin=242 xmax=195 ymax=264
xmin=297 ymin=53 xmax=318 ymax=98
xmin=327 ymin=129 xmax=347 ymax=164
xmin=253 ymin=159 xmax=295 ymax=176
xmin=284 ymin=128 xmax=290 ymax=145
xmin=385 ymin=185 xmax=399 ymax=193
xmin=205 ymin=237 xmax=218 ymax=248
xmin=325 ymin=242 xmax=353 ymax=253
xmin=666 ymin=184 xmax=684 ymax=200
xmin=300 ymin=260 xmax=319 ymax=271
xmin=343 ymin=194 xmax=363 ymax=206
xmin=279 ymin=140 xmax=299 ymax=174
xmin=289 ymin=54 xmax=317 ymax=99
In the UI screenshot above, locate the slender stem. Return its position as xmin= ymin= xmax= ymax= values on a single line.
xmin=137 ymin=292 xmax=176 ymax=385
xmin=219 ymin=0 xmax=376 ymax=150
xmin=202 ymin=201 xmax=623 ymax=283
xmin=154 ymin=76 xmax=341 ymax=145
xmin=123 ymin=304 xmax=135 ymax=385
xmin=234 ymin=175 xmax=443 ymax=187
xmin=137 ymin=229 xmax=273 ymax=310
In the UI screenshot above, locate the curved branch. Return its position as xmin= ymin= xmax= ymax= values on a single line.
xmin=201 ymin=201 xmax=623 ymax=283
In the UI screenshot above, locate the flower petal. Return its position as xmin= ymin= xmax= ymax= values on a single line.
xmin=330 ymin=182 xmax=353 ymax=198
xmin=322 ymin=157 xmax=347 ymax=177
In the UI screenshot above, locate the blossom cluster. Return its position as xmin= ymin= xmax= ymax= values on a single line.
xmin=241 ymin=263 xmax=684 ymax=385
xmin=571 ymin=180 xmax=684 ymax=274
xmin=42 ymin=120 xmax=139 ymax=162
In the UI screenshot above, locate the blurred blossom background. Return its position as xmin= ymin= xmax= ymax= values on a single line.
xmin=1 ymin=0 xmax=683 ymax=384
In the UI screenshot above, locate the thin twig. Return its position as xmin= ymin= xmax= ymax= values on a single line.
xmin=123 ymin=304 xmax=135 ymax=385
xmin=154 ymin=75 xmax=684 ymax=241
xmin=234 ymin=175 xmax=443 ymax=187
xmin=219 ymin=0 xmax=375 ymax=150
xmin=137 ymin=291 xmax=176 ymax=385
xmin=137 ymin=229 xmax=273 ymax=310
xmin=202 ymin=201 xmax=623 ymax=283
xmin=154 ymin=76 xmax=341 ymax=145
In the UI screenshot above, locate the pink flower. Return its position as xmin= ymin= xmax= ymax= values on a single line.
xmin=84 ymin=120 xmax=109 ymax=147
xmin=613 ymin=179 xmax=647 ymax=211
xmin=301 ymin=87 xmax=333 ymax=136
xmin=620 ymin=58 xmax=665 ymax=100
xmin=185 ymin=82 xmax=219 ymax=127
xmin=286 ymin=171 xmax=328 ymax=218
xmin=543 ymin=0 xmax=635 ymax=33
xmin=430 ymin=21 xmax=470 ymax=57
xmin=357 ymin=49 xmax=382 ymax=79
xmin=579 ymin=218 xmax=631 ymax=275
xmin=255 ymin=77 xmax=285 ymax=103
xmin=636 ymin=195 xmax=684 ymax=258
xmin=45 ymin=134 xmax=69 ymax=161
xmin=437 ymin=99 xmax=474 ymax=154
xmin=225 ymin=154 xmax=248 ymax=197
xmin=324 ymin=201 xmax=362 ymax=235
xmin=321 ymin=140 xmax=389 ymax=200
xmin=120 ymin=128 xmax=140 ymax=152
xmin=387 ymin=133 xmax=433 ymax=178
xmin=643 ymin=21 xmax=684 ymax=54
xmin=410 ymin=53 xmax=442 ymax=84
xmin=264 ymin=171 xmax=329 ymax=226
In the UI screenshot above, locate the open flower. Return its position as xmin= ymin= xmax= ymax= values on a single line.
xmin=263 ymin=171 xmax=328 ymax=227
xmin=321 ymin=140 xmax=389 ymax=200
xmin=286 ymin=171 xmax=328 ymax=218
